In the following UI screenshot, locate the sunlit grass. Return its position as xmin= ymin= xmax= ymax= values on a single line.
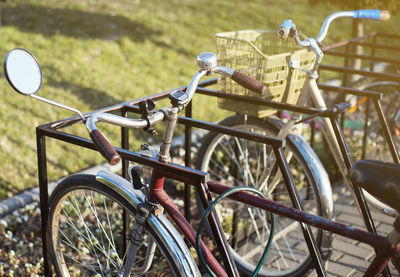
xmin=0 ymin=0 xmax=398 ymax=199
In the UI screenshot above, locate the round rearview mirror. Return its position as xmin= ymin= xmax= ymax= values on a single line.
xmin=4 ymin=48 xmax=42 ymax=95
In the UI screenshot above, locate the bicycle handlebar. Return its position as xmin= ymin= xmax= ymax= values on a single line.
xmin=277 ymin=19 xmax=294 ymax=40
xmin=86 ymin=111 xmax=164 ymax=165
xmin=315 ymin=10 xmax=390 ymax=43
xmin=86 ymin=53 xmax=266 ymax=165
xmin=353 ymin=9 xmax=390 ymax=21
xmin=277 ymin=10 xmax=390 ymax=43
xmin=89 ymin=129 xmax=121 ymax=165
xmin=231 ymin=70 xmax=266 ymax=95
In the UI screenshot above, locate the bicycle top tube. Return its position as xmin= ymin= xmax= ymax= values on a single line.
xmin=86 ymin=52 xmax=267 ymax=165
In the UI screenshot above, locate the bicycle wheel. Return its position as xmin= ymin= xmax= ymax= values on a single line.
xmin=47 ymin=174 xmax=196 ymax=277
xmin=196 ymin=115 xmax=333 ymax=277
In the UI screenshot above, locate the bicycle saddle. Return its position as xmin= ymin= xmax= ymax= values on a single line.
xmin=349 ymin=160 xmax=400 ymax=212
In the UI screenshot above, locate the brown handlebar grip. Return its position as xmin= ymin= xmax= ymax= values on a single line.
xmin=90 ymin=129 xmax=121 ymax=165
xmin=380 ymin=10 xmax=390 ymax=21
xmin=232 ymin=71 xmax=266 ymax=95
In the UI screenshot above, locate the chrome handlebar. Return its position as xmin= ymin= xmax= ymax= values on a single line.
xmin=316 ymin=10 xmax=390 ymax=43
xmin=277 ymin=10 xmax=390 ymax=76
xmin=278 ymin=10 xmax=390 ymax=43
xmin=86 ymin=111 xmax=165 ymax=132
xmin=315 ymin=11 xmax=355 ymax=43
xmin=86 ymin=52 xmax=266 ymax=165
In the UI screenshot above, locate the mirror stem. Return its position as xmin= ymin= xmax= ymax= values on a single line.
xmin=30 ymin=94 xmax=86 ymax=123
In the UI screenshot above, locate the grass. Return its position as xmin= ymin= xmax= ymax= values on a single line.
xmin=0 ymin=0 xmax=399 ymax=200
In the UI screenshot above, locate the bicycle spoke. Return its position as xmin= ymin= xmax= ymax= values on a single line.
xmin=219 ymin=137 xmax=250 ymax=182
xmin=60 ymin=209 xmax=113 ymax=261
xmin=197 ymin=116 xmax=329 ymax=275
xmin=233 ymin=136 xmax=256 ymax=186
xmin=84 ymin=192 xmax=122 ymax=266
xmin=61 ymin=251 xmax=100 ymax=273
xmin=69 ymin=193 xmax=106 ymax=274
xmin=209 ymin=158 xmax=243 ymax=186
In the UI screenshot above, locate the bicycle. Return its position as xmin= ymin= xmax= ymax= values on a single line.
xmin=196 ymin=9 xmax=399 ymax=275
xmin=4 ymin=47 xmax=400 ymax=276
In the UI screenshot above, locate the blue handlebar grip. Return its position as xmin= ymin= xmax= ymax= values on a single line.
xmin=277 ymin=19 xmax=294 ymax=39
xmin=353 ymin=9 xmax=382 ymax=20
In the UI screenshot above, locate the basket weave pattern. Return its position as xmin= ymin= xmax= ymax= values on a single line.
xmin=217 ymin=30 xmax=315 ymax=118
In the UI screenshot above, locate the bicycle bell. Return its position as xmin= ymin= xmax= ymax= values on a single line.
xmin=197 ymin=52 xmax=217 ymax=70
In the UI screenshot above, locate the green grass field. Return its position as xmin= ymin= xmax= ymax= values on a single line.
xmin=0 ymin=0 xmax=398 ymax=200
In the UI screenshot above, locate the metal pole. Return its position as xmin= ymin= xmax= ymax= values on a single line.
xmin=273 ymin=147 xmax=326 ymax=277
xmin=370 ymin=35 xmax=377 ymax=72
xmin=184 ymin=101 xmax=192 ymax=221
xmin=373 ymin=99 xmax=400 ymax=163
xmin=361 ymin=99 xmax=371 ymax=160
xmin=36 ymin=128 xmax=51 ymax=276
xmin=197 ymin=182 xmax=240 ymax=277
xmin=341 ymin=44 xmax=351 ymax=130
xmin=121 ymin=107 xmax=130 ymax=252
xmin=328 ymin=115 xmax=394 ymax=276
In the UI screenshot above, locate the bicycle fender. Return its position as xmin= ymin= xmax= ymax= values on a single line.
xmin=288 ymin=134 xmax=333 ymax=218
xmin=96 ymin=170 xmax=201 ymax=277
xmin=288 ymin=133 xmax=334 ymax=258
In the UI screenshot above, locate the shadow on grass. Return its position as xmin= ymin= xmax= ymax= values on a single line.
xmin=47 ymin=79 xmax=121 ymax=110
xmin=3 ymin=3 xmax=193 ymax=56
xmin=3 ymin=3 xmax=158 ymax=41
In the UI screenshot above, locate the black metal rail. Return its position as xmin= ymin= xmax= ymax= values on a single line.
xmin=37 ymin=31 xmax=400 ymax=276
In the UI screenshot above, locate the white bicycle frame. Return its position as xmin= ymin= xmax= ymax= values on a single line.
xmin=273 ymin=10 xmax=398 ymax=216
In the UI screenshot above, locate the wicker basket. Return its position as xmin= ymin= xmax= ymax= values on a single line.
xmin=216 ymin=30 xmax=316 ymax=118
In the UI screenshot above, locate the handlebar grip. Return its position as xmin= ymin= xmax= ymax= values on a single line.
xmin=89 ymin=129 xmax=121 ymax=165
xmin=353 ymin=9 xmax=390 ymax=21
xmin=232 ymin=71 xmax=266 ymax=95
xmin=277 ymin=19 xmax=294 ymax=39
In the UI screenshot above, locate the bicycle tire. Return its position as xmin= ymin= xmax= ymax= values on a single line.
xmin=47 ymin=174 xmax=197 ymax=277
xmin=196 ymin=115 xmax=333 ymax=277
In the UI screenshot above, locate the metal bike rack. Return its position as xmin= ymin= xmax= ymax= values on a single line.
xmin=321 ymin=31 xmax=400 ymax=163
xmin=36 ymin=33 xmax=400 ymax=277
xmin=37 ymin=79 xmax=327 ymax=276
